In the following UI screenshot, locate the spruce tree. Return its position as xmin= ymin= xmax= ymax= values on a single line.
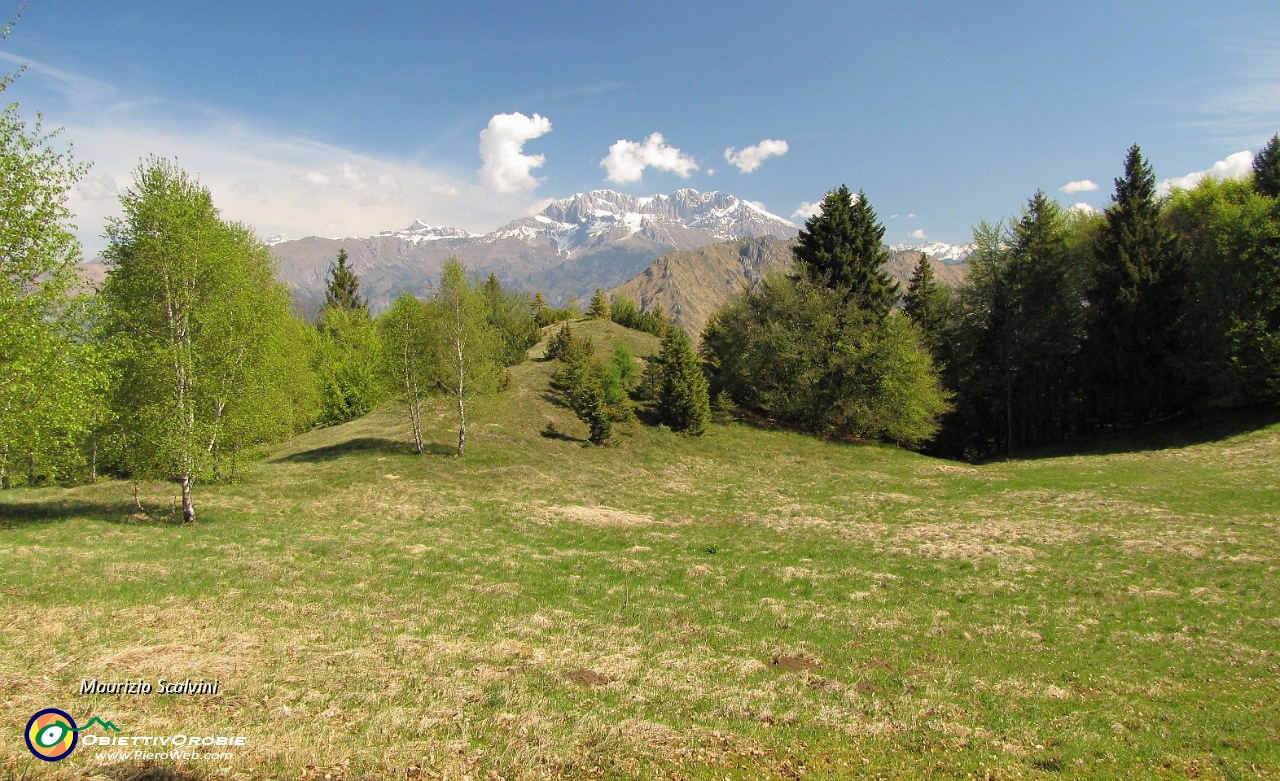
xmin=656 ymin=327 xmax=710 ymax=435
xmin=324 ymin=247 xmax=365 ymax=312
xmin=1252 ymin=133 xmax=1280 ymax=198
xmin=793 ymin=185 xmax=899 ymax=318
xmin=587 ymin=288 xmax=611 ymax=319
xmin=903 ymin=254 xmax=948 ymax=341
xmin=1085 ymin=145 xmax=1184 ymax=426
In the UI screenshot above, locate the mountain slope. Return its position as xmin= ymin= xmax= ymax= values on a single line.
xmin=609 ymin=238 xmax=969 ymax=338
xmin=269 ymin=189 xmax=799 ymax=316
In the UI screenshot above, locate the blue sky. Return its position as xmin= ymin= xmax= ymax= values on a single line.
xmin=3 ymin=1 xmax=1279 ymax=252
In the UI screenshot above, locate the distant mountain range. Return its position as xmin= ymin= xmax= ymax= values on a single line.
xmin=609 ymin=237 xmax=969 ymax=339
xmin=269 ymin=189 xmax=801 ymax=316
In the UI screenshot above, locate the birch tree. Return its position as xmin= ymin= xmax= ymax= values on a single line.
xmin=427 ymin=259 xmax=502 ymax=456
xmin=378 ymin=293 xmax=434 ymax=453
xmin=101 ymin=158 xmax=293 ymax=522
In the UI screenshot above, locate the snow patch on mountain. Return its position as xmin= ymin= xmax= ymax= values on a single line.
xmin=893 ymin=240 xmax=972 ymax=263
xmin=377 ymin=221 xmax=476 ymax=244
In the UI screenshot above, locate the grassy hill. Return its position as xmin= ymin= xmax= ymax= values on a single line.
xmin=2 ymin=320 xmax=1277 ymax=779
xmin=608 ymin=238 xmax=968 ymax=339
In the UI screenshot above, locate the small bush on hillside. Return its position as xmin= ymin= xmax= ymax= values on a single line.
xmin=610 ymin=295 xmax=670 ymax=337
xmin=711 ymin=390 xmax=739 ymax=423
xmin=552 ymin=345 xmax=637 ymax=445
xmin=545 ymin=323 xmax=593 ymax=363
xmin=587 ymin=289 xmax=611 ymax=319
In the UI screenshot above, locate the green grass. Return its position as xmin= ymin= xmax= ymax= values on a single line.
xmin=2 ymin=320 xmax=1278 ymax=780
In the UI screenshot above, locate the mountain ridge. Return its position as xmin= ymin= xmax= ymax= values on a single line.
xmin=267 ymin=188 xmax=800 ymax=316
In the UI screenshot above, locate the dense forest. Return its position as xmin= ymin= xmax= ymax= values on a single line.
xmin=4 ymin=51 xmax=1279 ymax=518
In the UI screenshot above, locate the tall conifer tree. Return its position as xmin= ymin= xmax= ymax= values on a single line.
xmin=793 ymin=185 xmax=899 ymax=318
xmin=587 ymin=288 xmax=611 ymax=319
xmin=1085 ymin=145 xmax=1183 ymax=426
xmin=655 ymin=327 xmax=710 ymax=435
xmin=903 ymin=254 xmax=948 ymax=343
xmin=324 ymin=247 xmax=365 ymax=312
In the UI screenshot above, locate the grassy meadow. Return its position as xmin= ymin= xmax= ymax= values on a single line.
xmin=2 ymin=319 xmax=1278 ymax=780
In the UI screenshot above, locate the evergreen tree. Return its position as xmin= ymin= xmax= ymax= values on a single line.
xmin=545 ymin=323 xmax=592 ymax=363
xmin=655 ymin=327 xmax=710 ymax=435
xmin=902 ymin=253 xmax=951 ymax=358
xmin=1253 ymin=133 xmax=1280 ymax=198
xmin=530 ymin=290 xmax=547 ymax=318
xmin=944 ymin=194 xmax=1086 ymax=457
xmin=793 ymin=185 xmax=899 ymax=318
xmin=587 ymin=288 xmax=611 ymax=319
xmin=550 ymin=341 xmax=634 ymax=446
xmin=482 ymin=273 xmax=540 ymax=365
xmin=1084 ymin=145 xmax=1184 ymax=426
xmin=323 ymin=247 xmax=365 ymax=312
xmin=609 ymin=295 xmax=638 ymax=328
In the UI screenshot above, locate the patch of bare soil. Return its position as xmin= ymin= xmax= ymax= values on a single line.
xmin=565 ymin=668 xmax=612 ymax=685
xmin=771 ymin=655 xmax=819 ymax=672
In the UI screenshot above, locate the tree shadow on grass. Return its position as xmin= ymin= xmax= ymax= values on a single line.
xmin=273 ymin=437 xmax=418 ymax=463
xmin=999 ymin=405 xmax=1280 ymax=462
xmin=538 ymin=391 xmax=571 ymax=410
xmin=420 ymin=442 xmax=459 ymax=456
xmin=0 ymin=497 xmax=157 ymax=530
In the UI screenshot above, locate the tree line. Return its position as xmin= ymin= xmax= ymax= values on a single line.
xmin=698 ymin=139 xmax=1280 ymax=460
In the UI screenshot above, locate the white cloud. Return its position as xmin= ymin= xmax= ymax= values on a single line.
xmin=909 ymin=229 xmax=927 ymax=239
xmin=1158 ymin=150 xmax=1254 ymax=195
xmin=600 ymin=132 xmax=698 ymax=184
xmin=75 ymin=172 xmax=118 ymax=202
xmin=907 ymin=212 xmax=916 ymax=218
xmin=723 ymin=138 xmax=789 ymax=174
xmin=792 ymin=201 xmax=822 ymax=220
xmin=1066 ymin=202 xmax=1098 ymax=214
xmin=0 ymin=54 xmax=533 ymax=252
xmin=524 ymin=197 xmax=555 ymax=216
xmin=1059 ymin=179 xmax=1099 ymax=194
xmin=477 ymin=112 xmax=552 ymax=193
xmin=889 ymin=214 xmax=899 ymax=219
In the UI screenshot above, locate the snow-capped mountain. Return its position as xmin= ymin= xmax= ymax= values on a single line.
xmin=480 ymin=189 xmax=794 ymax=254
xmin=376 ymin=220 xmax=475 ymax=244
xmin=270 ymin=189 xmax=799 ymax=315
xmin=892 ymin=240 xmax=972 ymax=263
